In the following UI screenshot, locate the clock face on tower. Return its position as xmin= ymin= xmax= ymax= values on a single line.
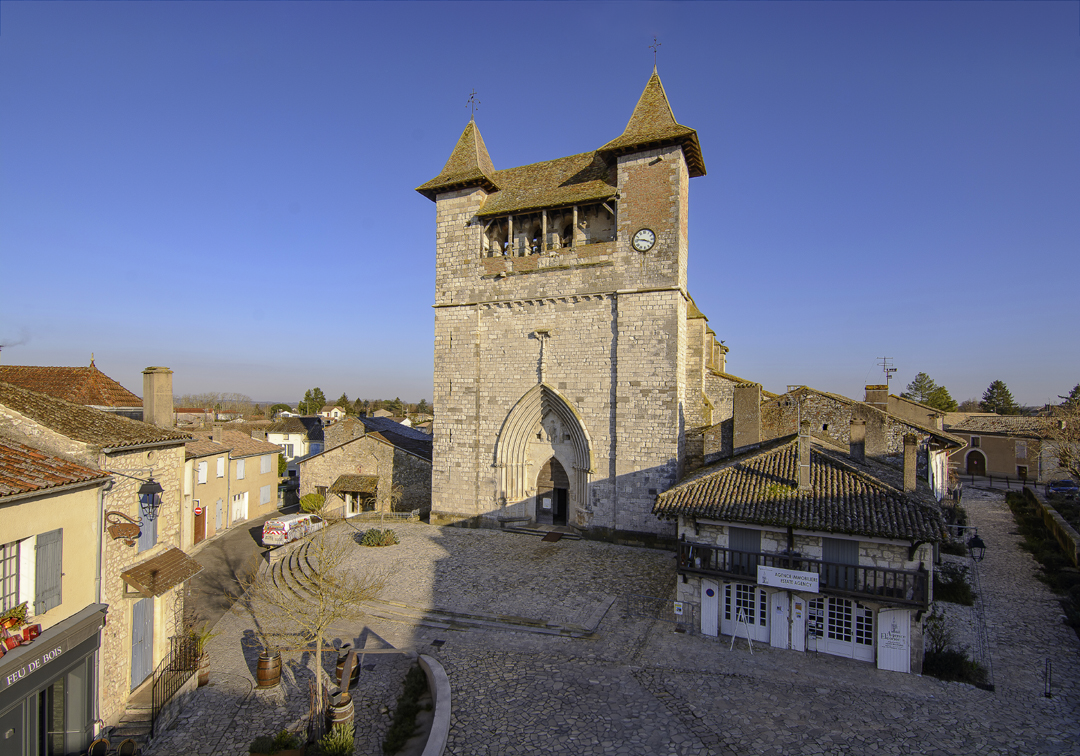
xmin=632 ymin=228 xmax=656 ymax=252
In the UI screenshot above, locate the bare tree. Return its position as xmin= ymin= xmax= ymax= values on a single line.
xmin=239 ymin=525 xmax=385 ymax=736
xmin=1044 ymin=405 xmax=1080 ymax=483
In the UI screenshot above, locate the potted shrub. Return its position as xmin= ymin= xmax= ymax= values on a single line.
xmin=191 ymin=623 xmax=219 ymax=687
xmin=249 ymin=729 xmax=303 ymax=756
xmin=0 ymin=602 xmax=28 ymax=631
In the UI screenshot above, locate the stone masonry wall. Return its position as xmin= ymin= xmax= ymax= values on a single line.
xmin=300 ymin=437 xmax=431 ymax=514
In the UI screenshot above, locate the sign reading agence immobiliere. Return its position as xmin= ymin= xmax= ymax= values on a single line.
xmin=757 ymin=566 xmax=819 ymax=593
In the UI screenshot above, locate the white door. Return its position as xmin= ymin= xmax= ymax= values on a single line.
xmin=876 ymin=609 xmax=911 ymax=672
xmin=701 ymin=579 xmax=719 ymax=637
xmin=807 ymin=597 xmax=875 ymax=662
xmin=721 ymin=583 xmax=769 ymax=643
xmin=770 ymin=592 xmax=789 ymax=649
xmin=791 ymin=595 xmax=806 ymax=652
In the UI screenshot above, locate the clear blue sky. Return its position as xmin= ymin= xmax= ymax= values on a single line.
xmin=2 ymin=2 xmax=1077 ymax=407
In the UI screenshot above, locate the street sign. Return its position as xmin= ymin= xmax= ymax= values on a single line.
xmin=757 ymin=565 xmax=819 ymax=593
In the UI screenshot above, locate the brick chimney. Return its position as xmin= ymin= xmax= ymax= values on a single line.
xmin=865 ymin=385 xmax=888 ymax=414
xmin=849 ymin=419 xmax=866 ymax=463
xmin=903 ymin=434 xmax=918 ymax=494
xmin=142 ymin=367 xmax=174 ymax=429
xmin=798 ymin=419 xmax=812 ymax=492
xmin=732 ymin=383 xmax=761 ymax=449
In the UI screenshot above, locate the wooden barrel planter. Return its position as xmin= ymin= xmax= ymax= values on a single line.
xmin=255 ymin=651 xmax=282 ymax=689
xmin=326 ymin=690 xmax=354 ymax=731
xmin=335 ymin=654 xmax=360 ymax=689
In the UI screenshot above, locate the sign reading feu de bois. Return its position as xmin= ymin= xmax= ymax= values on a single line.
xmin=757 ymin=566 xmax=819 ymax=593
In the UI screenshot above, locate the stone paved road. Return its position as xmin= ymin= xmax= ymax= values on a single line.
xmin=148 ymin=491 xmax=1079 ymax=755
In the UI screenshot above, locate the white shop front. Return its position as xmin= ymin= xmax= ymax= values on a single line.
xmin=698 ymin=566 xmax=912 ymax=673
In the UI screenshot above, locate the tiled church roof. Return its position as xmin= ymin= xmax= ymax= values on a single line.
xmin=416 ymin=119 xmax=499 ymax=199
xmin=0 ymin=363 xmax=141 ymax=407
xmin=476 ymin=151 xmax=616 ymax=218
xmin=598 ymin=70 xmax=705 ymax=177
xmin=654 ymin=436 xmax=946 ymax=542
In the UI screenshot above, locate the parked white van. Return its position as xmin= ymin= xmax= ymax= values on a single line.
xmin=262 ymin=513 xmax=326 ymax=547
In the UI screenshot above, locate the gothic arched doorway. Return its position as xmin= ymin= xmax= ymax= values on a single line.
xmin=536 ymin=457 xmax=569 ymax=525
xmin=966 ymin=450 xmax=986 ymax=477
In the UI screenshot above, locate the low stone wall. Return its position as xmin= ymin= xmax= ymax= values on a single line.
xmin=418 ymin=654 xmax=451 ymax=756
xmin=1027 ymin=488 xmax=1080 ymax=567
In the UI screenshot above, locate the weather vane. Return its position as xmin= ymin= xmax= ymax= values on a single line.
xmin=467 ymin=89 xmax=480 ymax=119
xmin=649 ymin=36 xmax=661 ymax=69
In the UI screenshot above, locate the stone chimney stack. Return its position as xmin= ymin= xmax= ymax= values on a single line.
xmin=865 ymin=385 xmax=889 ymax=414
xmin=733 ymin=384 xmax=761 ymax=450
xmin=903 ymin=434 xmax=918 ymax=494
xmin=212 ymin=422 xmax=225 ymax=445
xmin=850 ymin=419 xmax=866 ymax=463
xmin=798 ymin=419 xmax=812 ymax=492
xmin=142 ymin=366 xmax=174 ymax=429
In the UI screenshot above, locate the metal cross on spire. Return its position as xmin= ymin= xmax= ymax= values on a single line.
xmin=466 ymin=89 xmax=480 ymax=120
xmin=649 ymin=36 xmax=662 ymax=71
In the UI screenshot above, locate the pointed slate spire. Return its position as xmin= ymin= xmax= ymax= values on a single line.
xmin=598 ymin=71 xmax=706 ymax=177
xmin=416 ymin=118 xmax=499 ymax=200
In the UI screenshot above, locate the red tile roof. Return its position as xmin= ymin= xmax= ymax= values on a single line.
xmin=0 ymin=440 xmax=110 ymax=499
xmin=0 ymin=363 xmax=141 ymax=407
xmin=186 ymin=429 xmax=283 ymax=459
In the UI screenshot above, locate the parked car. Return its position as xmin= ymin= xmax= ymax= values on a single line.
xmin=1047 ymin=479 xmax=1079 ymax=499
xmin=261 ymin=513 xmax=326 ymax=546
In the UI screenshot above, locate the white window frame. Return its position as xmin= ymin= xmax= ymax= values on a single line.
xmin=197 ymin=461 xmax=208 ymax=484
xmin=236 ymin=458 xmax=245 ymax=480
xmin=1 ymin=540 xmax=19 ymax=612
xmin=217 ymin=456 xmax=226 ymax=478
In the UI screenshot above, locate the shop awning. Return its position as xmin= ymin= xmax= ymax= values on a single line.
xmin=120 ymin=547 xmax=203 ymax=599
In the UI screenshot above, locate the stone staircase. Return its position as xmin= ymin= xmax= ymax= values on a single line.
xmin=267 ymin=537 xmax=609 ymax=638
xmin=107 ymin=679 xmax=154 ymax=751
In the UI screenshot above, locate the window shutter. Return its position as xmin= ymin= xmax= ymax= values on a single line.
xmin=198 ymin=462 xmax=207 ymax=484
xmin=261 ymin=454 xmax=272 ymax=474
xmin=35 ymin=529 xmax=63 ymax=614
xmin=138 ymin=508 xmax=158 ymax=552
xmin=260 ymin=484 xmax=273 ymax=505
xmin=217 ymin=457 xmax=225 ymax=477
xmin=237 ymin=458 xmax=245 ymax=480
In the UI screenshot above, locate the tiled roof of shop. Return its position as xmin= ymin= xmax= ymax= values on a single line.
xmin=654 ymin=436 xmax=946 ymax=542
xmin=946 ymin=415 xmax=1051 ymax=438
xmin=120 ymin=548 xmax=204 ymax=598
xmin=0 ymin=440 xmax=110 ymax=498
xmin=0 ymin=381 xmax=190 ymax=449
xmin=416 ymin=119 xmax=499 ymax=199
xmin=0 ymin=363 xmax=141 ymax=407
xmin=475 ymin=151 xmax=616 ymax=218
xmin=597 ymin=71 xmax=705 ymax=177
xmin=329 ymin=474 xmax=379 ymax=495
xmin=186 ymin=429 xmax=282 ymax=459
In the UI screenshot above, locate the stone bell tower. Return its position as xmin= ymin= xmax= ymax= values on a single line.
xmin=417 ymin=69 xmax=707 ymax=541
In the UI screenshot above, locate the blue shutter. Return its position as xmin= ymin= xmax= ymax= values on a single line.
xmin=35 ymin=529 xmax=63 ymax=614
xmin=138 ymin=505 xmax=158 ymax=552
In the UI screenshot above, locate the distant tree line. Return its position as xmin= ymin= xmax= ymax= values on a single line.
xmin=903 ymin=373 xmax=1079 ymax=417
xmin=174 ymin=392 xmax=265 ymax=418
xmin=290 ymin=388 xmax=431 ymax=419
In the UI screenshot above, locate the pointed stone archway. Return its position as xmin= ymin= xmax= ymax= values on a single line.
xmin=494 ymin=384 xmax=593 ymax=526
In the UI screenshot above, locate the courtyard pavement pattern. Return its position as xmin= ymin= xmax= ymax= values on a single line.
xmin=148 ymin=490 xmax=1078 ymax=755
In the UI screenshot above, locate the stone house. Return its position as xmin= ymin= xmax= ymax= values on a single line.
xmin=655 ymin=425 xmax=944 ymax=674
xmin=0 ymin=360 xmax=144 ymax=421
xmin=751 ymin=384 xmax=965 ymax=501
xmin=298 ymin=416 xmax=432 ymax=517
xmin=181 ymin=426 xmax=283 ymax=547
xmin=0 ymin=373 xmax=201 ymax=727
xmin=0 ymin=439 xmax=111 ymax=755
xmin=418 ymin=69 xmax=736 ymax=541
xmin=944 ymin=414 xmax=1056 ymax=482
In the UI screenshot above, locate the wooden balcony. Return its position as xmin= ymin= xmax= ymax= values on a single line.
xmin=678 ymin=542 xmax=929 ymax=609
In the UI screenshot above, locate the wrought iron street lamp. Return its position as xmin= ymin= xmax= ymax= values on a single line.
xmin=967 ymin=534 xmax=987 ymax=562
xmin=138 ymin=478 xmax=164 ymax=521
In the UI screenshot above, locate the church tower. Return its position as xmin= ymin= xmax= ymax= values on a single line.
xmin=417 ymin=70 xmax=708 ymax=540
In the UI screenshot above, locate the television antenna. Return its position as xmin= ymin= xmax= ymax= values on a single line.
xmin=878 ymin=356 xmax=897 ymax=387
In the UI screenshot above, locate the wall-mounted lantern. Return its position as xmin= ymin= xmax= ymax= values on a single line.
xmin=138 ymin=478 xmax=164 ymax=521
xmin=967 ymin=534 xmax=987 ymax=562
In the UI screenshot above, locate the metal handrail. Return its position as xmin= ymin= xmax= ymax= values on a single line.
xmin=677 ymin=542 xmax=929 ymax=608
xmin=150 ymin=633 xmax=200 ymax=737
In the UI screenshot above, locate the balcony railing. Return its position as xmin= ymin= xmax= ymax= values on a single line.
xmin=678 ymin=542 xmax=929 ymax=608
